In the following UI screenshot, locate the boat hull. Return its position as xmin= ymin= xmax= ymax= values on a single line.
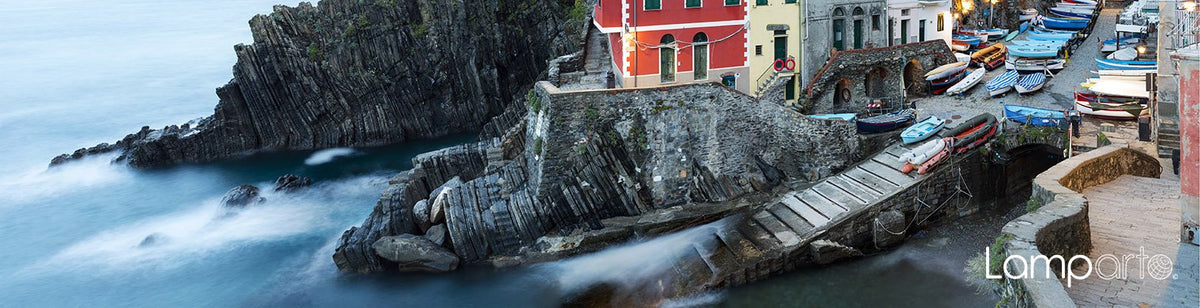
xmin=1004 ymin=104 xmax=1065 ymax=126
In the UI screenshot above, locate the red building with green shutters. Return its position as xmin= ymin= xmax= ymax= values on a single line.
xmin=594 ymin=0 xmax=750 ymax=93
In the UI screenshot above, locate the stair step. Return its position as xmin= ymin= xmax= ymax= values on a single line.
xmin=858 ymin=161 xmax=915 ymax=186
xmin=768 ymin=202 xmax=817 ymax=232
xmin=829 ymin=175 xmax=885 ymax=197
xmin=796 ymin=190 xmax=848 ymax=218
xmin=752 ymin=211 xmax=801 ymax=246
xmin=780 ymin=194 xmax=831 ymax=226
xmin=844 ymin=167 xmax=900 ymax=189
xmin=738 ymin=217 xmax=781 ymax=250
xmin=715 ymin=227 xmax=763 ymax=261
xmin=813 ymin=181 xmax=869 ymax=208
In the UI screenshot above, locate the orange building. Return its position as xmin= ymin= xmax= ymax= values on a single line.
xmin=594 ymin=0 xmax=750 ymax=93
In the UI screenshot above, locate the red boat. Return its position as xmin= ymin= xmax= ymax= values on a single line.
xmin=930 ymin=70 xmax=969 ymax=95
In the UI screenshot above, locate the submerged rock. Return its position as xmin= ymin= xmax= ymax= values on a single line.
xmin=138 ymin=233 xmax=167 ymax=248
xmin=273 ymin=174 xmax=312 ymax=192
xmin=220 ymin=185 xmax=264 ymax=208
xmin=371 ymin=234 xmax=459 ymax=273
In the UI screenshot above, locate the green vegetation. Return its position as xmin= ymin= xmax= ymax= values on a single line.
xmin=650 ymin=100 xmax=680 ymax=114
xmin=1097 ymin=132 xmax=1111 ymax=146
xmin=344 ymin=24 xmax=358 ymax=37
xmin=411 ymin=23 xmax=429 ymax=39
xmin=533 ymin=137 xmax=544 ymax=155
xmin=374 ymin=0 xmax=396 ymax=7
xmin=1025 ymin=198 xmax=1042 ymax=212
xmin=306 ymin=44 xmax=323 ymax=62
xmin=526 ymin=89 xmax=542 ymax=114
xmin=568 ymin=0 xmax=589 ymax=22
xmin=629 ymin=122 xmax=648 ymax=150
xmin=585 ymin=105 xmax=599 ymax=122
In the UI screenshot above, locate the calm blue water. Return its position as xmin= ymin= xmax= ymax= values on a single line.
xmin=0 ymin=1 xmax=1001 ymax=306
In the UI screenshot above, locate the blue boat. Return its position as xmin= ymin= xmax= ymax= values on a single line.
xmin=808 ymin=113 xmax=856 ymax=121
xmin=1050 ymin=7 xmax=1093 ymax=18
xmin=857 ymin=109 xmax=916 ymax=133
xmin=1003 ymin=104 xmax=1065 ymax=126
xmin=1095 ymin=58 xmax=1157 ymax=70
xmin=986 ymin=70 xmax=1020 ymax=96
xmin=1008 ymin=45 xmax=1060 ymax=58
xmin=1028 ymin=32 xmax=1075 ymax=41
xmin=1008 ymin=39 xmax=1066 ymax=48
xmin=1014 ymin=73 xmax=1046 ymax=94
xmin=952 ymin=33 xmax=983 ymax=46
xmin=1042 ymin=17 xmax=1089 ymax=30
xmin=900 ymin=116 xmax=946 ymax=144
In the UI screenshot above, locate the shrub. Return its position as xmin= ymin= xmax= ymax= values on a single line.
xmin=306 ymin=44 xmax=322 ymax=62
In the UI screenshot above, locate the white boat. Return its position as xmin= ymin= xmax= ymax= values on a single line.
xmin=924 ymin=61 xmax=969 ymax=81
xmin=1075 ymin=100 xmax=1144 ymax=120
xmin=1015 ymin=73 xmax=1046 ymax=94
xmin=1086 ymin=79 xmax=1151 ymax=98
xmin=1094 ymin=69 xmax=1157 ymax=76
xmin=1172 ymin=42 xmax=1200 ymax=58
xmin=986 ymin=70 xmax=1020 ymax=96
xmin=1107 ymin=46 xmax=1138 ymax=61
xmin=955 ymin=52 xmax=972 ymax=63
xmin=898 ymin=138 xmax=947 ymax=165
xmin=1020 ymin=8 xmax=1038 ymax=21
xmin=1006 ymin=58 xmax=1066 ymax=72
xmin=945 ymin=68 xmax=987 ymax=95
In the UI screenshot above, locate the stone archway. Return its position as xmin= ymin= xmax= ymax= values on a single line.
xmin=834 ymin=78 xmax=853 ymax=108
xmin=902 ymin=59 xmax=925 ymax=97
xmin=999 ymin=143 xmax=1065 ymax=203
xmin=864 ymin=67 xmax=888 ymax=99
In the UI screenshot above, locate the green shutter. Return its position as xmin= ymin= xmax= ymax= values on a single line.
xmin=687 ymin=0 xmax=702 ymax=7
xmin=725 ymin=0 xmax=741 ymax=6
xmin=785 ymin=0 xmax=797 ymax=3
xmin=645 ymin=0 xmax=661 ymax=10
xmin=756 ymin=0 xmax=768 ymax=5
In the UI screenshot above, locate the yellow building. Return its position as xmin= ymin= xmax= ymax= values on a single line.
xmin=748 ymin=0 xmax=802 ymax=103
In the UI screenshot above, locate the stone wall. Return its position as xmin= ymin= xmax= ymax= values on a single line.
xmin=801 ymin=0 xmax=891 ymax=85
xmin=803 ymin=40 xmax=955 ymax=113
xmin=998 ymin=145 xmax=1162 ymax=307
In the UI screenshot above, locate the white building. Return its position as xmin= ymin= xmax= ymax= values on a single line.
xmin=886 ymin=0 xmax=953 ymax=46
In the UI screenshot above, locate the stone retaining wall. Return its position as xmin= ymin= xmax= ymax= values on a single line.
xmin=998 ymin=145 xmax=1161 ymax=307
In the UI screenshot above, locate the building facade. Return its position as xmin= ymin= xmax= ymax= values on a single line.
xmin=748 ymin=0 xmax=802 ymax=101
xmin=885 ymin=0 xmax=953 ymax=46
xmin=800 ymin=0 xmax=890 ymax=85
xmin=594 ymin=0 xmax=751 ymax=93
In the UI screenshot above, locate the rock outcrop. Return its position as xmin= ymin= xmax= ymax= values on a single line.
xmin=220 ymin=185 xmax=264 ymax=208
xmin=333 ymin=81 xmax=865 ymax=273
xmin=371 ymin=234 xmax=459 ymax=272
xmin=273 ymin=174 xmax=312 ymax=192
xmin=52 ymin=0 xmax=580 ymax=168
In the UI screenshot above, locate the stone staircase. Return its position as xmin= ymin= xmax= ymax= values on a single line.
xmin=560 ymin=25 xmax=613 ymax=90
xmin=1157 ymin=117 xmax=1180 ymax=158
xmin=660 ymin=143 xmax=930 ymax=288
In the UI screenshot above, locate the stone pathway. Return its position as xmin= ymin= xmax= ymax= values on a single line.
xmin=1067 ymin=175 xmax=1200 ymax=307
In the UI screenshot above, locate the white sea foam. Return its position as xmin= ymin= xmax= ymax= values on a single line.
xmin=0 ymin=153 xmax=130 ymax=206
xmin=303 ymin=148 xmax=358 ymax=165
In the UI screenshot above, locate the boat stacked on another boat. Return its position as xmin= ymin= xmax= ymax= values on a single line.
xmin=1082 ymin=78 xmax=1151 ymax=98
xmin=1014 ymin=72 xmax=1047 ymax=94
xmin=1107 ymin=46 xmax=1139 ymax=60
xmin=939 ymin=113 xmax=999 ymax=154
xmin=899 ymin=138 xmax=948 ymax=174
xmin=1003 ymin=104 xmax=1066 ymax=126
xmin=900 ymin=116 xmax=946 ymax=144
xmin=856 ymin=109 xmax=916 ymax=133
xmin=1050 ymin=6 xmax=1094 ymax=18
xmin=1008 ymin=44 xmax=1060 ymax=58
xmin=1101 ymin=36 xmax=1141 ymax=52
xmin=924 ymin=61 xmax=969 ymax=80
xmin=953 ymin=33 xmax=985 ymax=47
xmin=1074 ymin=91 xmax=1147 ymax=120
xmin=929 ymin=70 xmax=968 ymax=95
xmin=960 ymin=28 xmax=1009 ymax=41
xmin=1006 ymin=57 xmax=1066 ymax=73
xmin=1095 ymin=58 xmax=1156 ymax=70
xmin=971 ymin=43 xmax=1007 ymax=70
xmin=986 ymin=70 xmax=1020 ymax=96
xmin=1039 ymin=16 xmax=1090 ymax=30
xmin=945 ymin=68 xmax=987 ymax=95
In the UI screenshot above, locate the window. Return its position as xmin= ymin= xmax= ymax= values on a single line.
xmin=832 ymin=8 xmax=845 ymax=51
xmin=852 ymin=7 xmax=864 ymax=49
xmin=725 ymin=0 xmax=741 ymax=6
xmin=901 ymin=9 xmax=909 ymax=16
xmin=937 ymin=13 xmax=945 ymax=31
xmin=687 ymin=0 xmax=702 ymax=8
xmin=756 ymin=0 xmax=768 ymax=5
xmin=645 ymin=0 xmax=661 ymax=10
xmin=872 ymin=14 xmax=881 ymax=30
xmin=693 ymin=33 xmax=709 ymax=80
xmin=785 ymin=0 xmax=796 ymax=3
xmin=660 ymin=35 xmax=675 ymax=83
xmin=919 ymin=19 xmax=926 ymax=42
xmin=755 ymin=45 xmax=763 ymax=55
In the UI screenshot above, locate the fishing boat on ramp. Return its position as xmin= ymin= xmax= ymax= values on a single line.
xmin=900 ymin=116 xmax=946 ymax=144
xmin=946 ymin=68 xmax=987 ymax=95
xmin=807 ymin=113 xmax=856 ymax=121
xmin=856 ymin=109 xmax=915 ymax=133
xmin=971 ymin=43 xmax=1007 ymax=70
xmin=1008 ymin=45 xmax=1060 ymax=58
xmin=1107 ymin=46 xmax=1139 ymax=60
xmin=930 ymin=70 xmax=968 ymax=95
xmin=986 ymin=70 xmax=1020 ymax=96
xmin=1095 ymin=58 xmax=1157 ymax=70
xmin=1074 ymin=100 xmax=1145 ymax=120
xmin=1014 ymin=72 xmax=1046 ymax=94
xmin=1040 ymin=16 xmax=1089 ymax=30
xmin=1003 ymin=104 xmax=1065 ymax=126
xmin=899 ymin=138 xmax=948 ymax=174
xmin=1007 ymin=57 xmax=1066 ymax=73
xmin=924 ymin=61 xmax=968 ymax=80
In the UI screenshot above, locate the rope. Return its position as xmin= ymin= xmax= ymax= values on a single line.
xmin=627 ymin=22 xmax=749 ymax=51
xmin=871 ymin=156 xmax=974 ymax=249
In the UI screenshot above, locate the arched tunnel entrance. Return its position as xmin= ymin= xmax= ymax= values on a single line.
xmin=996 ymin=143 xmax=1066 ymax=205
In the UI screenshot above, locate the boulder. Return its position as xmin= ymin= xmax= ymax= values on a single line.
xmin=429 ymin=177 xmax=462 ymax=224
xmin=412 ymin=199 xmax=431 ymax=231
xmin=273 ymin=174 xmax=312 ymax=192
xmin=372 ymin=234 xmax=460 ymax=273
xmin=424 ymin=223 xmax=450 ymax=248
xmin=809 ymin=240 xmax=863 ymax=265
xmin=138 ymin=233 xmax=168 ymax=248
xmin=220 ymin=185 xmax=263 ymax=208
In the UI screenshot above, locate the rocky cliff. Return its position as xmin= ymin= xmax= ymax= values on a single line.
xmin=52 ymin=0 xmax=581 ymax=167
xmin=333 ymin=80 xmax=866 ymax=273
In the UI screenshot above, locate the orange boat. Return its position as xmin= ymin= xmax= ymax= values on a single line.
xmin=971 ymin=43 xmax=1007 ymax=70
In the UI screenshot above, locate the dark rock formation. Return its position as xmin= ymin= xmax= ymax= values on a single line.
xmin=424 ymin=223 xmax=450 ymax=248
xmin=138 ymin=233 xmax=167 ymax=248
xmin=371 ymin=234 xmax=459 ymax=272
xmin=273 ymin=174 xmax=312 ymax=192
xmin=220 ymin=185 xmax=264 ymax=208
xmin=809 ymin=240 xmax=863 ymax=265
xmin=52 ymin=0 xmax=580 ymax=168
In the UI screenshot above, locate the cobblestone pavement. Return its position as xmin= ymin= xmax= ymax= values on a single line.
xmin=1067 ymin=175 xmax=1200 ymax=307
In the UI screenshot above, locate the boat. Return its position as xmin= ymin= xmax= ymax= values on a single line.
xmin=960 ymin=28 xmax=1009 ymax=40
xmin=1074 ymin=91 xmax=1148 ymax=105
xmin=955 ymin=52 xmax=973 ymax=63
xmin=946 ymin=68 xmax=987 ymax=95
xmin=1087 ymin=79 xmax=1151 ymax=98
xmin=1074 ymin=100 xmax=1144 ymax=120
xmin=899 ymin=137 xmax=948 ymax=166
xmin=1028 ymin=30 xmax=1076 ymax=41
xmin=1095 ymin=58 xmax=1156 ymax=70
xmin=1102 ymin=36 xmax=1141 ymax=52
xmin=1008 ymin=45 xmax=1060 ymax=58
xmin=971 ymin=43 xmax=1007 ymax=69
xmin=1093 ymin=69 xmax=1156 ymax=76
xmin=1020 ymin=8 xmax=1039 ymax=21
xmin=939 ymin=113 xmax=998 ymax=154
xmin=1003 ymin=104 xmax=1065 ymax=126
xmin=916 ymin=138 xmax=954 ymax=175
xmin=953 ymin=33 xmax=983 ymax=46
xmin=924 ymin=61 xmax=968 ymax=80
xmin=986 ymin=70 xmax=1020 ymax=96
xmin=1014 ymin=72 xmax=1046 ymax=94
xmin=1008 ymin=39 xmax=1067 ymax=48
xmin=1006 ymin=57 xmax=1066 ymax=72
xmin=918 ymin=0 xmax=948 ymax=5
xmin=1064 ymin=0 xmax=1097 ymax=6
xmin=951 ymin=40 xmax=971 ymax=51
xmin=808 ymin=113 xmax=856 ymax=121
xmin=1050 ymin=7 xmax=1094 ymax=18
xmin=930 ymin=70 xmax=968 ymax=94
xmin=1107 ymin=46 xmax=1138 ymax=60
xmin=856 ymin=109 xmax=916 ymax=133
xmin=1041 ymin=16 xmax=1089 ymax=30
xmin=901 ymin=116 xmax=946 ymax=144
